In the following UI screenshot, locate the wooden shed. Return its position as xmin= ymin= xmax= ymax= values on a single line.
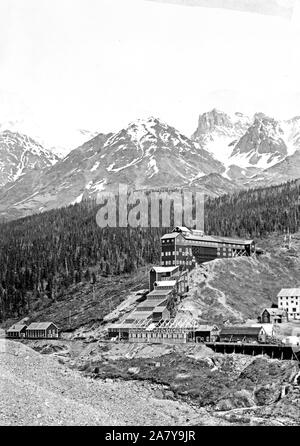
xmin=25 ymin=322 xmax=59 ymax=339
xmin=6 ymin=324 xmax=27 ymax=339
xmin=260 ymin=308 xmax=288 ymax=324
xmin=219 ymin=326 xmax=266 ymax=343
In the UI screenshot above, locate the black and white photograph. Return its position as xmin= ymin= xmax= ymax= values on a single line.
xmin=0 ymin=0 xmax=300 ymax=432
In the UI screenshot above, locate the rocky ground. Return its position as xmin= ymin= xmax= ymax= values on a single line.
xmin=10 ymin=338 xmax=300 ymax=426
xmin=0 ymin=339 xmax=212 ymax=426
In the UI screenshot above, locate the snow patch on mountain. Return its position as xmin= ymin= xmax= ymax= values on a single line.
xmin=0 ymin=130 xmax=58 ymax=187
xmin=90 ymin=161 xmax=100 ymax=172
xmin=193 ymin=109 xmax=300 ymax=173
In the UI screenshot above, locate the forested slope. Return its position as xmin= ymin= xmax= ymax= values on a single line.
xmin=0 ymin=179 xmax=299 ymax=323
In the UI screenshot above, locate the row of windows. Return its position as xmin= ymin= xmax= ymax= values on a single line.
xmin=279 ymin=302 xmax=300 ymax=308
xmin=163 ymin=260 xmax=175 ymax=266
xmin=279 ymin=296 xmax=299 ymax=300
xmin=176 ymin=260 xmax=193 ymax=266
xmin=162 ymin=250 xmax=193 ymax=257
xmin=179 ymin=240 xmax=246 ymax=249
xmin=130 ymin=332 xmax=185 ymax=339
xmin=178 ymin=247 xmax=193 ymax=254
xmin=217 ymin=252 xmax=233 ymax=257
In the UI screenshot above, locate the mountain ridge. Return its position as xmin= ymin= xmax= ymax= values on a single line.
xmin=0 ymin=112 xmax=299 ymax=220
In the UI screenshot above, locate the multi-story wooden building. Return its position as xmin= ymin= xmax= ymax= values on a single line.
xmin=149 ymin=265 xmax=188 ymax=293
xmin=149 ymin=265 xmax=180 ymax=292
xmin=161 ymin=226 xmax=255 ymax=270
xmin=277 ymin=288 xmax=300 ymax=320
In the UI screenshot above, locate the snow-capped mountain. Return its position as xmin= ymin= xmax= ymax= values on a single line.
xmin=0 ymin=117 xmax=226 ymax=220
xmin=280 ymin=116 xmax=300 ymax=155
xmin=192 ymin=109 xmax=251 ymax=164
xmin=243 ymin=149 xmax=300 ymax=189
xmin=0 ymin=130 xmax=58 ymax=187
xmin=230 ymin=113 xmax=288 ymax=169
xmin=192 ymin=109 xmax=300 ymax=185
xmin=91 ymin=117 xmax=224 ymax=189
xmin=0 ymin=117 xmax=101 ymax=158
xmin=0 ymin=111 xmax=299 ymax=221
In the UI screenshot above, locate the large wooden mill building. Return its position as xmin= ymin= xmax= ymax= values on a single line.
xmin=161 ymin=226 xmax=255 ymax=270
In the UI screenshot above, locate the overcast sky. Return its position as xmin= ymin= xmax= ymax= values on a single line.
xmin=1 ymin=0 xmax=300 ymax=150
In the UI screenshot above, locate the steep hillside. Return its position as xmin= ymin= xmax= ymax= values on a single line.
xmin=0 ymin=130 xmax=58 ymax=187
xmin=0 ymin=179 xmax=299 ymax=325
xmin=246 ymin=150 xmax=300 ymax=189
xmin=179 ymin=232 xmax=300 ymax=325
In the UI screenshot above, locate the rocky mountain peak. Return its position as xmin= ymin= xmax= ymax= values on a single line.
xmin=0 ymin=130 xmax=58 ymax=187
xmin=230 ymin=113 xmax=287 ymax=168
xmin=194 ymin=109 xmax=233 ymax=136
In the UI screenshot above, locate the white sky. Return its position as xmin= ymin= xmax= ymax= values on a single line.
xmin=1 ymin=0 xmax=300 ymax=150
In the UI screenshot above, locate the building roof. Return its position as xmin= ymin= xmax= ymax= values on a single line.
xmin=148 ymin=289 xmax=173 ymax=297
xmin=162 ymin=227 xmax=254 ymax=245
xmin=151 ymin=266 xmax=179 ymax=273
xmin=172 ymin=226 xmax=191 ymax=233
xmin=184 ymin=233 xmax=253 ymax=245
xmin=196 ymin=325 xmax=219 ymax=332
xmin=107 ymin=319 xmax=154 ymax=330
xmin=215 ymin=235 xmax=254 ymax=245
xmin=220 ymin=326 xmax=264 ymax=336
xmin=7 ymin=324 xmax=27 ymax=333
xmin=154 ymin=280 xmax=177 ymax=288
xmin=127 ymin=311 xmax=153 ymax=320
xmin=154 ymin=318 xmax=219 ymax=331
xmin=262 ymin=308 xmax=287 ymax=316
xmin=26 ymin=322 xmax=57 ymax=330
xmin=278 ymin=288 xmax=300 ymax=297
xmin=137 ymin=298 xmax=166 ymax=309
xmin=153 ymin=305 xmax=169 ymax=313
xmin=161 ymin=233 xmax=180 ymax=240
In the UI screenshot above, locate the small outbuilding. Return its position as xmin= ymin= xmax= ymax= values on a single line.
xmin=6 ymin=324 xmax=27 ymax=339
xmin=260 ymin=308 xmax=288 ymax=324
xmin=25 ymin=322 xmax=59 ymax=339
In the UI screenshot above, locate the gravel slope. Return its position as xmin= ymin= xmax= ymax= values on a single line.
xmin=0 ymin=339 xmax=205 ymax=426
